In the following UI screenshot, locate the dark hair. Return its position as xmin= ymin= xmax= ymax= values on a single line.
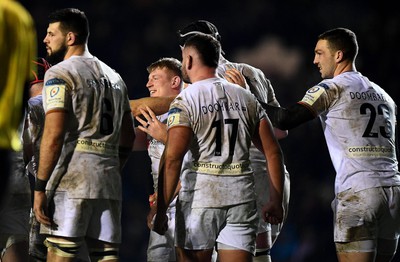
xmin=184 ymin=34 xmax=221 ymax=68
xmin=177 ymin=20 xmax=221 ymax=46
xmin=147 ymin=57 xmax=182 ymax=78
xmin=48 ymin=8 xmax=89 ymax=45
xmin=318 ymin=28 xmax=358 ymax=61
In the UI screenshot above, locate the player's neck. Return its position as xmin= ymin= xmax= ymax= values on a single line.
xmin=334 ymin=61 xmax=356 ymax=77
xmin=64 ymin=44 xmax=92 ymax=60
xmin=190 ymin=67 xmax=217 ymax=83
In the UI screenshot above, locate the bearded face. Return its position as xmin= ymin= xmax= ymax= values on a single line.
xmin=43 ymin=22 xmax=68 ymax=65
xmin=46 ymin=43 xmax=67 ymax=65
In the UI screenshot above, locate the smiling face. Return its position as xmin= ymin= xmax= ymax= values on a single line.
xmin=146 ymin=67 xmax=180 ymax=97
xmin=313 ymin=39 xmax=336 ymax=79
xmin=43 ymin=22 xmax=68 ymax=65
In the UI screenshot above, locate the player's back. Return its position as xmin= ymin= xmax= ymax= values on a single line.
xmin=43 ymin=56 xmax=131 ymax=199
xmin=216 ymin=57 xmax=285 ymax=173
xmin=314 ymin=71 xmax=400 ymax=193
xmin=169 ymin=77 xmax=266 ymax=207
xmin=181 ymin=78 xmax=262 ymax=166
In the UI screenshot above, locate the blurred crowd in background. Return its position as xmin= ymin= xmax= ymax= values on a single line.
xmin=20 ymin=0 xmax=399 ymax=261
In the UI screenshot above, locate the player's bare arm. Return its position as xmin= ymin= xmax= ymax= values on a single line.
xmin=252 ymin=117 xmax=285 ymax=225
xmin=34 ymin=110 xmax=67 ymax=226
xmin=130 ymin=96 xmax=176 ymax=117
xmin=153 ymin=126 xmax=191 ymax=235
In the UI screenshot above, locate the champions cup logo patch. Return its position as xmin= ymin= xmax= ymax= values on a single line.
xmin=45 ymin=81 xmax=66 ymax=110
xmin=307 ymin=87 xmax=321 ymax=93
xmin=50 ymin=86 xmax=60 ymax=97
xmin=167 ymin=114 xmax=179 ymax=127
xmin=167 ymin=107 xmax=182 ymax=127
xmin=301 ymin=85 xmax=325 ymax=106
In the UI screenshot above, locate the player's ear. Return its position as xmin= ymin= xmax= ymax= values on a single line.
xmin=187 ymin=55 xmax=193 ymax=70
xmin=171 ymin=76 xmax=181 ymax=88
xmin=66 ymin=32 xmax=76 ymax=46
xmin=336 ymin=50 xmax=344 ymax=63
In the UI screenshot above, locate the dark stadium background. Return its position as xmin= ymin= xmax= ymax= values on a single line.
xmin=20 ymin=0 xmax=399 ymax=261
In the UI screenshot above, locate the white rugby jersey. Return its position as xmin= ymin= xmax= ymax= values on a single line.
xmin=299 ymin=71 xmax=400 ymax=194
xmin=148 ymin=112 xmax=177 ymax=207
xmin=148 ymin=113 xmax=168 ymax=193
xmin=42 ymin=56 xmax=131 ymax=200
xmin=217 ymin=56 xmax=280 ymax=169
xmin=167 ymin=77 xmax=266 ymax=207
xmin=217 ymin=56 xmax=290 ymax=209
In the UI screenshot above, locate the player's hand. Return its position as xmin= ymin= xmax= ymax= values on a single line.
xmin=261 ymin=200 xmax=284 ymax=225
xmin=147 ymin=205 xmax=157 ymax=230
xmin=135 ymin=106 xmax=167 ymax=143
xmin=33 ymin=191 xmax=52 ymax=226
xmin=225 ymin=67 xmax=247 ymax=88
xmin=152 ymin=213 xmax=168 ymax=235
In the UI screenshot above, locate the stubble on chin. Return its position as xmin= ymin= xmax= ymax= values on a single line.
xmin=45 ymin=45 xmax=68 ymax=65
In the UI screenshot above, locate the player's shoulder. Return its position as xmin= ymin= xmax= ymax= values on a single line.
xmin=316 ymin=76 xmax=341 ymax=90
xmin=96 ymin=57 xmax=121 ymax=78
xmin=231 ymin=61 xmax=261 ymax=73
xmin=47 ymin=58 xmax=76 ymax=73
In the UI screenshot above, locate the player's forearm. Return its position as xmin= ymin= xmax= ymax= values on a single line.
xmin=266 ymin=151 xmax=284 ymax=203
xmin=130 ymin=96 xmax=176 ymax=117
xmin=37 ymin=111 xmax=66 ymax=182
xmin=162 ymin=160 xmax=181 ymax=207
xmin=37 ymin=135 xmax=63 ymax=181
xmin=158 ymin=160 xmax=182 ymax=210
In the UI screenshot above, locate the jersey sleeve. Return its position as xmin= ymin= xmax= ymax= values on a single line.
xmin=298 ymin=81 xmax=339 ymax=116
xmin=43 ymin=69 xmax=71 ymax=113
xmin=167 ymin=96 xmax=191 ymax=129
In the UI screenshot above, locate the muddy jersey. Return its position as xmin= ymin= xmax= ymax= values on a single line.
xmin=217 ymin=57 xmax=290 ymax=224
xmin=217 ymin=57 xmax=288 ymax=169
xmin=148 ymin=113 xmax=179 ymax=209
xmin=24 ymin=95 xmax=45 ymax=177
xmin=217 ymin=56 xmax=278 ymax=107
xmin=42 ymin=56 xmax=131 ymax=200
xmin=299 ymin=71 xmax=400 ymax=194
xmin=167 ymin=77 xmax=266 ymax=208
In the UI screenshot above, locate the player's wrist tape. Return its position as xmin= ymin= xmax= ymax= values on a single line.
xmin=34 ymin=178 xmax=48 ymax=192
xmin=149 ymin=193 xmax=157 ymax=207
